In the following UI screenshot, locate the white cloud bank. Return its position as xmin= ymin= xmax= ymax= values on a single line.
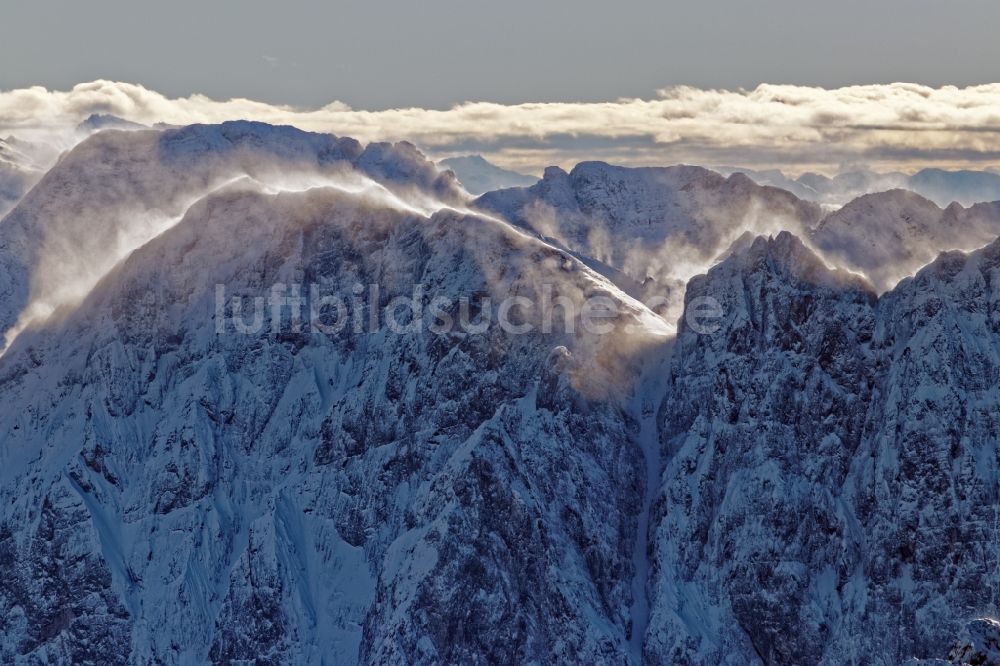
xmin=4 ymin=80 xmax=1000 ymax=174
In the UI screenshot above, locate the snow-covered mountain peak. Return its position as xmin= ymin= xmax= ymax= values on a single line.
xmin=701 ymin=230 xmax=876 ymax=299
xmin=823 ymin=187 xmax=941 ymax=221
xmin=890 ymin=229 xmax=1000 ymax=295
xmin=566 ymin=161 xmax=722 ymax=202
xmin=0 ymin=122 xmax=469 ymax=353
xmin=356 ymin=140 xmax=466 ymax=204
xmin=475 ymin=160 xmax=823 ymax=329
xmin=542 ymin=165 xmax=569 ymax=180
xmin=158 ymin=120 xmax=362 ymax=164
xmin=811 ymin=188 xmax=1000 ymax=292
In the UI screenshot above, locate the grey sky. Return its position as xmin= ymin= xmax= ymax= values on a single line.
xmin=3 ymin=0 xmax=1000 ymax=109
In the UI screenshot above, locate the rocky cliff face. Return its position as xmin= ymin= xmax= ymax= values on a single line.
xmin=844 ymin=242 xmax=1000 ymax=661
xmin=0 ymin=173 xmax=660 ymax=663
xmin=647 ymin=232 xmax=878 ymax=664
xmin=645 ymin=232 xmax=1000 ymax=664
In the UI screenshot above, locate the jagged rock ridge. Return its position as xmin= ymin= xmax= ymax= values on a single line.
xmin=645 ymin=231 xmax=1000 ymax=664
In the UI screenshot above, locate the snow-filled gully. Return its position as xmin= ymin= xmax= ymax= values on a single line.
xmin=627 ymin=341 xmax=673 ymax=661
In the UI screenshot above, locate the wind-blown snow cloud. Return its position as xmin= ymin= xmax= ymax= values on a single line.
xmin=4 ymin=80 xmax=1000 ymax=174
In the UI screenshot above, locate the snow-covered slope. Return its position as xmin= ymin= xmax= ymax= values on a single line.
xmin=0 ymin=161 xmax=35 ymax=219
xmin=438 ymin=155 xmax=536 ymax=196
xmin=0 ymin=115 xmax=149 ymax=217
xmin=0 ymin=135 xmax=60 ymax=173
xmin=0 ymin=136 xmax=60 ymax=218
xmin=1 ymin=117 xmax=150 ymax=219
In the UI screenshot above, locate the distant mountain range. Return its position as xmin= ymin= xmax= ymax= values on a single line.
xmin=719 ymin=165 xmax=1000 ymax=208
xmin=75 ymin=113 xmax=147 ymax=134
xmin=475 ymin=162 xmax=822 ymax=321
xmin=437 ymin=154 xmax=537 ymax=195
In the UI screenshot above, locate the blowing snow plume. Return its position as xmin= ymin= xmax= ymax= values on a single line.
xmin=474 ymin=161 xmax=824 ymax=328
xmin=809 ymin=190 xmax=1000 ymax=292
xmin=0 ymin=121 xmax=468 ymax=352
